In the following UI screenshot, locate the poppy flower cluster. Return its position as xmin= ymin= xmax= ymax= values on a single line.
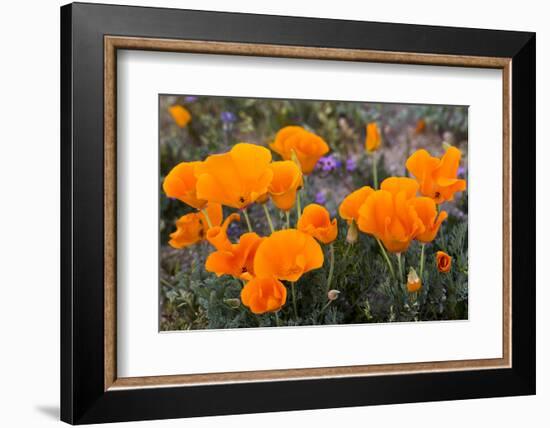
xmin=339 ymin=145 xmax=465 ymax=291
xmin=163 ymin=127 xmax=337 ymax=315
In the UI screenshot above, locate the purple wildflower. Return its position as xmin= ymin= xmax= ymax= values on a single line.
xmin=220 ymin=111 xmax=237 ymax=123
xmin=184 ymin=96 xmax=198 ymax=103
xmin=346 ymin=157 xmax=357 ymax=172
xmin=315 ymin=191 xmax=327 ymax=205
xmin=316 ymin=155 xmax=339 ymax=172
xmin=457 ymin=166 xmax=466 ymax=178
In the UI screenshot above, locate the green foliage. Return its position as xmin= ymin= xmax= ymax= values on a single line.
xmin=160 ymin=218 xmax=468 ymax=329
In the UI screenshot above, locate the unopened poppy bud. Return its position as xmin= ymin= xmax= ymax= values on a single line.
xmin=223 ymin=298 xmax=241 ymax=308
xmin=346 ymin=220 xmax=359 ymax=244
xmin=407 ymin=267 xmax=422 ymax=293
xmin=338 ymin=117 xmax=349 ymax=130
xmin=436 ymin=251 xmax=452 ymax=273
xmin=327 ymin=289 xmax=340 ymax=301
xmin=365 ymin=122 xmax=382 ymax=153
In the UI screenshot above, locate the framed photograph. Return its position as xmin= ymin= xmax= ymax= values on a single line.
xmin=61 ymin=2 xmax=535 ymax=424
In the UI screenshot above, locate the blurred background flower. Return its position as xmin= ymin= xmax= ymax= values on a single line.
xmin=220 ymin=111 xmax=237 ymax=123
xmin=315 ymin=190 xmax=326 ymax=205
xmin=316 ymin=154 xmax=340 ymax=173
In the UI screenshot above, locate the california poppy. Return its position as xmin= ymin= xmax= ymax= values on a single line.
xmin=205 ymin=213 xmax=240 ymax=251
xmin=256 ymin=193 xmax=270 ymax=204
xmin=270 ymin=126 xmax=329 ymax=174
xmin=436 ymin=251 xmax=452 ymax=273
xmin=163 ymin=161 xmax=207 ymax=209
xmin=297 ymin=204 xmax=338 ymax=244
xmin=241 ymin=277 xmax=287 ymax=314
xmin=254 ymin=229 xmax=324 ymax=282
xmin=380 ymin=176 xmax=419 ymax=199
xmin=205 ymin=213 xmax=264 ymax=280
xmin=196 ymin=143 xmax=273 ymax=209
xmin=409 ymin=197 xmax=448 ymax=243
xmin=268 ymin=160 xmax=303 ymax=211
xmin=338 ymin=186 xmax=374 ymax=224
xmin=168 ymin=203 xmax=223 ymax=249
xmin=365 ymin=122 xmax=381 ymax=153
xmin=357 ymin=180 xmax=425 ymax=253
xmin=168 ymin=105 xmax=191 ymax=128
xmin=406 ymin=147 xmax=467 ymax=204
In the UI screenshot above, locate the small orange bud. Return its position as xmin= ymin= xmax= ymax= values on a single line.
xmin=436 ymin=251 xmax=452 ymax=273
xmin=415 ymin=119 xmax=426 ymax=134
xmin=407 ymin=268 xmax=422 ymax=293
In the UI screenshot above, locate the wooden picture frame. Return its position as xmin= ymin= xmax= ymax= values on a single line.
xmin=61 ymin=2 xmax=535 ymax=424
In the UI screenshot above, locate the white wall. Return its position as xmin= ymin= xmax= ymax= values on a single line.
xmin=0 ymin=0 xmax=546 ymax=426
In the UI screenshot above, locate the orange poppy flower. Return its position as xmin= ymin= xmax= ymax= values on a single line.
xmin=338 ymin=186 xmax=375 ymax=224
xmin=357 ymin=179 xmax=425 ymax=253
xmin=256 ymin=193 xmax=270 ymax=204
xmin=168 ymin=105 xmax=191 ymax=128
xmin=406 ymin=146 xmax=467 ymax=204
xmin=297 ymin=204 xmax=338 ymax=244
xmin=241 ymin=277 xmax=287 ymax=314
xmin=163 ymin=161 xmax=207 ymax=209
xmin=365 ymin=122 xmax=382 ymax=153
xmin=268 ymin=160 xmax=303 ymax=211
xmin=254 ymin=229 xmax=324 ymax=282
xmin=205 ymin=213 xmax=264 ymax=280
xmin=436 ymin=251 xmax=452 ymax=273
xmin=196 ymin=143 xmax=273 ymax=209
xmin=168 ymin=203 xmax=223 ymax=249
xmin=380 ymin=176 xmax=419 ymax=199
xmin=409 ymin=197 xmax=448 ymax=243
xmin=270 ymin=126 xmax=329 ymax=174
xmin=205 ymin=213 xmax=240 ymax=251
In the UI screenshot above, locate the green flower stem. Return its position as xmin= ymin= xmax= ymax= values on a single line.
xmin=274 ymin=311 xmax=281 ymax=327
xmin=285 ymin=211 xmax=291 ymax=229
xmin=201 ymin=208 xmax=213 ymax=228
xmin=419 ymin=243 xmax=426 ymax=279
xmin=242 ymin=208 xmax=253 ymax=232
xmin=319 ymin=300 xmax=332 ymax=317
xmin=291 ymin=282 xmax=298 ymax=319
xmin=262 ymin=204 xmax=275 ymax=233
xmin=376 ymin=238 xmax=395 ymax=279
xmin=372 ymin=153 xmax=379 ymax=189
xmin=344 ymin=242 xmax=353 ymax=258
xmin=396 ymin=253 xmax=403 ymax=282
xmin=326 ymin=243 xmax=335 ymax=292
xmin=296 ymin=190 xmax=302 ymax=224
xmin=321 ymin=300 xmax=332 ymax=312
